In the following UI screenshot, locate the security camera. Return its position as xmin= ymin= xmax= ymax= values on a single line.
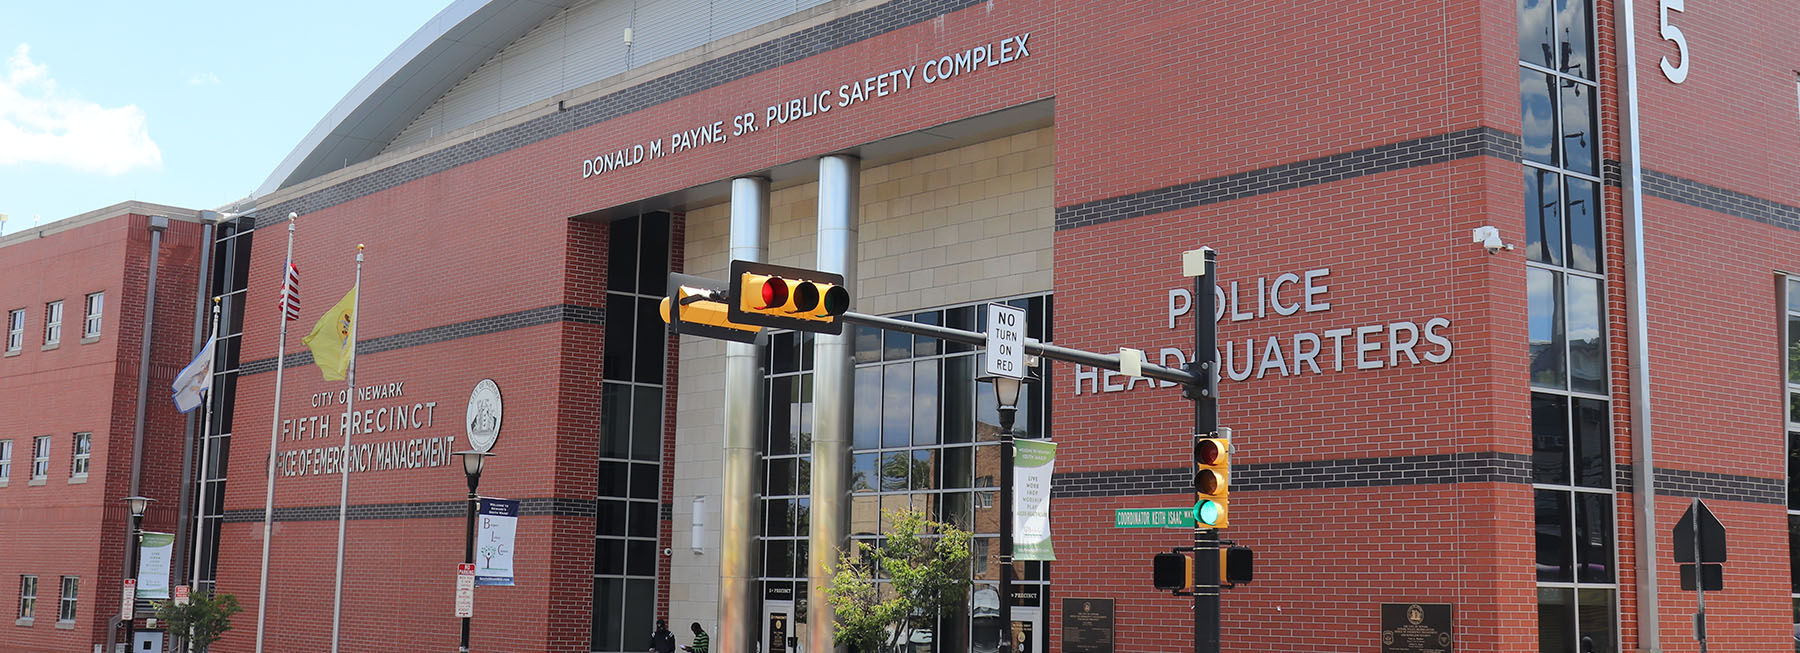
xmin=663 ymin=547 xmax=674 ymax=556
xmin=1471 ymin=226 xmax=1514 ymax=254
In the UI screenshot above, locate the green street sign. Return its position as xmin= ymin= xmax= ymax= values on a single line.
xmin=1114 ymin=508 xmax=1195 ymax=529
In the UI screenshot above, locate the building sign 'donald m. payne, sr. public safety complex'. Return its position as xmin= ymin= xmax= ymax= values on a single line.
xmin=276 ymin=380 xmax=461 ymax=477
xmin=1072 ymin=267 xmax=1454 ymax=394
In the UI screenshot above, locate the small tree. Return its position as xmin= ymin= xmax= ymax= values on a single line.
xmin=826 ymin=508 xmax=971 ymax=652
xmin=151 ymin=589 xmax=242 ymax=652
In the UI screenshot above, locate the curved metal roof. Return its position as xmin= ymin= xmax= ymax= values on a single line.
xmin=257 ymin=0 xmax=574 ymax=197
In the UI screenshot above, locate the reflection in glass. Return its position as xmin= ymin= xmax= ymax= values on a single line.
xmin=854 ymin=367 xmax=880 ymax=450
xmin=1525 ymin=169 xmax=1563 ymax=266
xmin=1574 ymin=492 xmax=1614 ymax=583
xmin=913 ymin=311 xmax=941 ymax=357
xmin=882 ymin=452 xmax=911 ymax=491
xmin=883 ymin=364 xmax=912 ymax=448
xmin=1566 ymin=177 xmax=1600 ymax=272
xmin=1554 ymin=0 xmax=1593 ymax=79
xmin=912 ymin=449 xmax=936 ymax=491
xmin=851 ymin=495 xmax=879 ymax=537
xmin=1559 ymin=80 xmax=1597 ymax=175
xmin=1788 ymin=316 xmax=1800 ymax=384
xmin=767 ymin=458 xmax=795 ymax=496
xmin=1529 ymin=268 xmax=1566 ymax=388
xmin=1791 ymin=433 xmax=1800 ymax=511
xmin=945 ymin=356 xmax=975 ymax=443
xmin=915 ymin=361 xmax=940 ymax=446
xmin=854 ymin=325 xmax=881 ymax=364
xmin=852 ymin=453 xmax=878 ymax=492
xmin=941 ymin=446 xmax=973 ymax=489
xmin=1573 ymin=398 xmax=1610 ymax=488
xmin=1566 ymin=274 xmax=1605 ymax=395
xmin=1520 ymin=70 xmax=1558 ymax=165
xmin=1790 ymin=514 xmax=1800 ymax=591
xmin=1518 ymin=0 xmax=1555 ymax=68
xmin=1532 ymin=394 xmax=1569 ymax=485
xmin=1575 ymin=588 xmax=1616 ymax=652
xmin=1536 ymin=489 xmax=1572 ymax=582
xmin=1537 ymin=587 xmax=1574 ymax=652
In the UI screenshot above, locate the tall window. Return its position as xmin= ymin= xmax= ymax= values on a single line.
xmin=6 ymin=308 xmax=21 ymax=352
xmin=43 ymin=300 xmax=61 ymax=346
xmin=593 ymin=213 xmax=669 ymax=653
xmin=1784 ymin=278 xmax=1800 ymax=627
xmin=70 ymin=432 xmax=91 ymax=477
xmin=17 ymin=575 xmax=35 ymax=620
xmin=192 ymin=215 xmax=254 ymax=593
xmin=57 ymin=577 xmax=77 ymax=622
xmin=0 ymin=439 xmax=11 ymax=482
xmin=83 ymin=292 xmax=103 ymax=338
xmin=760 ymin=296 xmax=1054 ymax=652
xmin=1521 ymin=0 xmax=1613 ymax=649
xmin=31 ymin=436 xmax=49 ymax=480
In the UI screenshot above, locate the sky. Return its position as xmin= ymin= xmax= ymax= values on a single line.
xmin=0 ymin=1 xmax=453 ymax=236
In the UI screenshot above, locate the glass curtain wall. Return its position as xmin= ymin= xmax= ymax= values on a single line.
xmin=194 ymin=216 xmax=254 ymax=592
xmin=1520 ymin=0 xmax=1615 ymax=649
xmin=760 ymin=296 xmax=1052 ymax=653
xmin=593 ymin=213 xmax=671 ymax=653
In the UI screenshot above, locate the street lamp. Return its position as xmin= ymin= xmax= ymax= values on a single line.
xmin=122 ymin=496 xmax=155 ymax=650
xmin=453 ymin=451 xmax=494 ymax=653
xmin=978 ymin=370 xmax=1032 ymax=653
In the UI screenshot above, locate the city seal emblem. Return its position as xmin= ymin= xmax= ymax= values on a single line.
xmin=466 ymin=379 xmax=503 ymax=452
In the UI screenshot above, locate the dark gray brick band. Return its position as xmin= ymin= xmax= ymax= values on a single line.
xmin=1053 ymin=127 xmax=1522 ymax=231
xmin=239 ymin=303 xmax=603 ymax=375
xmin=250 ymin=0 xmax=986 ymax=227
xmin=1650 ymin=466 xmax=1785 ymax=505
xmin=1051 ymin=451 xmax=1532 ymax=498
xmin=1642 ymin=168 xmax=1800 ymax=232
xmin=221 ymin=496 xmax=596 ymax=523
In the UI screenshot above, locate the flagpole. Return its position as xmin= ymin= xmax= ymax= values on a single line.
xmin=256 ymin=213 xmax=298 ymax=653
xmin=329 ymin=244 xmax=363 ymax=653
xmin=187 ymin=297 xmax=221 ymax=653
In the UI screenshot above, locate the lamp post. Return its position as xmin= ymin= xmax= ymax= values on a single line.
xmin=978 ymin=371 xmax=1031 ymax=653
xmin=454 ymin=451 xmax=493 ymax=653
xmin=122 ymin=496 xmax=155 ymax=651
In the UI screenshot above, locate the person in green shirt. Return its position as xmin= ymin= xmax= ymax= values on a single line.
xmin=682 ymin=622 xmax=709 ymax=653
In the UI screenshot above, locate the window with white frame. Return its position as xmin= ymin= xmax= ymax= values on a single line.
xmin=1784 ymin=277 xmax=1799 ymax=627
xmin=31 ymin=435 xmax=49 ymax=480
xmin=0 ymin=439 xmax=10 ymax=481
xmin=56 ymin=577 xmax=76 ymax=622
xmin=43 ymin=300 xmax=61 ymax=345
xmin=5 ymin=308 xmax=20 ymax=352
xmin=83 ymin=292 xmax=102 ymax=338
xmin=70 ymin=433 xmax=90 ymax=477
xmin=17 ymin=575 xmax=35 ymax=620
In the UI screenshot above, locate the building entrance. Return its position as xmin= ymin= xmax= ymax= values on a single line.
xmin=762 ymin=599 xmax=801 ymax=653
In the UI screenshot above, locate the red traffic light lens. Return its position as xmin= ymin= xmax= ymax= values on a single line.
xmin=760 ymin=276 xmax=788 ymax=309
xmin=1197 ymin=439 xmax=1224 ymax=465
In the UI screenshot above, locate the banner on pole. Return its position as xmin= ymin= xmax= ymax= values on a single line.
xmin=1013 ymin=440 xmax=1057 ymax=561
xmin=136 ymin=532 xmax=175 ymax=599
xmin=476 ymin=498 xmax=519 ymax=586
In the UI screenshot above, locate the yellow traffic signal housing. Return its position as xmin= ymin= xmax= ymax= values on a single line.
xmin=728 ymin=260 xmax=849 ymax=335
xmin=1194 ymin=437 xmax=1229 ymax=529
xmin=661 ymin=274 xmax=761 ymax=344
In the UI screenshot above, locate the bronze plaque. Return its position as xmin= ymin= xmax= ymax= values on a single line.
xmin=1381 ymin=603 xmax=1453 ymax=653
xmin=1061 ymin=598 xmax=1114 ymax=653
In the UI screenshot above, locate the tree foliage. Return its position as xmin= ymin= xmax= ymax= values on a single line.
xmin=826 ymin=508 xmax=971 ymax=652
xmin=151 ymin=589 xmax=242 ymax=652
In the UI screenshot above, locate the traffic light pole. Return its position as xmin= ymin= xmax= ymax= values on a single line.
xmin=1188 ymin=248 xmax=1221 ymax=653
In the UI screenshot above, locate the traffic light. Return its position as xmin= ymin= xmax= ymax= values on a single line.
xmin=1194 ymin=435 xmax=1229 ymax=529
xmin=661 ymin=273 xmax=761 ymax=344
xmin=727 ymin=260 xmax=849 ymax=335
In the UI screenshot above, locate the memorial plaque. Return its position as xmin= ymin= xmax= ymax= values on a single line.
xmin=1061 ymin=598 xmax=1114 ymax=653
xmin=1381 ymin=603 xmax=1453 ymax=653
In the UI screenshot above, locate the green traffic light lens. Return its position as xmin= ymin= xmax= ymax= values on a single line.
xmin=1195 ymin=500 xmax=1221 ymax=526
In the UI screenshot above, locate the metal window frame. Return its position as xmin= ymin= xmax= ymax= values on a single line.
xmin=30 ymin=435 xmax=49 ymax=479
xmin=43 ymin=300 xmax=61 ymax=344
xmin=83 ymin=292 xmax=103 ymax=338
xmin=70 ymin=432 xmax=90 ymax=477
xmin=57 ymin=576 xmax=76 ymax=622
xmin=5 ymin=308 xmax=20 ymax=351
xmin=18 ymin=574 xmax=36 ymax=619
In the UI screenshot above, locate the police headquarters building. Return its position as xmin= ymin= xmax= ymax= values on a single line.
xmin=87 ymin=0 xmax=1799 ymax=651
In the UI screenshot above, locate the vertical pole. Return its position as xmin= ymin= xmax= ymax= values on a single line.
xmin=257 ymin=214 xmax=297 ymax=652
xmin=187 ymin=300 xmax=221 ymax=653
xmin=461 ymin=481 xmax=478 ymax=652
xmin=329 ymin=246 xmax=364 ymax=653
xmin=811 ymin=155 xmax=859 ymax=653
xmin=122 ymin=216 xmax=166 ymax=652
xmin=1191 ymin=249 xmax=1220 ymax=653
xmin=998 ymin=412 xmax=1016 ymax=653
xmin=722 ymin=177 xmax=769 ymax=653
xmin=1692 ymin=499 xmax=1706 ymax=653
xmin=125 ymin=513 xmax=142 ymax=651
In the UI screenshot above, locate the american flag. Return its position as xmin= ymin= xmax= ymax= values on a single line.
xmin=281 ymin=261 xmax=300 ymax=321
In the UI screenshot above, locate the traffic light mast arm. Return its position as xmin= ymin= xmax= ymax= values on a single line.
xmin=836 ymin=311 xmax=1204 ymax=387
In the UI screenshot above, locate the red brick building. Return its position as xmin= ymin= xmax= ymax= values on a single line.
xmin=0 ymin=203 xmax=211 ymax=652
xmin=14 ymin=0 xmax=1797 ymax=652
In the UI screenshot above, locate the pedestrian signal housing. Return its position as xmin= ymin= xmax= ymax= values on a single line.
xmin=727 ymin=260 xmax=849 ymax=335
xmin=661 ymin=273 xmax=761 ymax=344
xmin=1194 ymin=436 xmax=1229 ymax=529
xmin=1152 ymin=552 xmax=1190 ymax=591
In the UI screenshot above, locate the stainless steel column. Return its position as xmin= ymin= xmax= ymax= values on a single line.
xmin=809 ymin=155 xmax=858 ymax=653
xmin=720 ymin=176 xmax=770 ymax=653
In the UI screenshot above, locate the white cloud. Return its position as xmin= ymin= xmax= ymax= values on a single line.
xmin=0 ymin=44 xmax=162 ymax=175
xmin=188 ymin=72 xmax=220 ymax=86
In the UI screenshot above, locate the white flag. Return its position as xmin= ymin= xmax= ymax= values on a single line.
xmin=171 ymin=335 xmax=216 ymax=413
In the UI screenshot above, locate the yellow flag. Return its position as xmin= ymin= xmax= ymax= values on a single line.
xmin=301 ymin=285 xmax=357 ymax=381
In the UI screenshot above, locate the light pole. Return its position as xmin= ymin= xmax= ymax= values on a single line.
xmin=454 ymin=451 xmax=493 ymax=653
xmin=122 ymin=496 xmax=155 ymax=652
xmin=978 ymin=370 xmax=1031 ymax=653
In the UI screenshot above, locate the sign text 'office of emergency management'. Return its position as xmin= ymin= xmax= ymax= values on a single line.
xmin=276 ymin=380 xmax=459 ymax=478
xmin=578 ymin=33 xmax=1034 ymax=178
xmin=1072 ymin=267 xmax=1455 ymax=395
